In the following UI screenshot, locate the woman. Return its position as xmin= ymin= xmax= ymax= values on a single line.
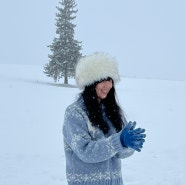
xmin=63 ymin=52 xmax=146 ymax=185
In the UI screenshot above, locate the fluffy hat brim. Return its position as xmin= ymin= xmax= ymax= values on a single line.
xmin=75 ymin=52 xmax=120 ymax=89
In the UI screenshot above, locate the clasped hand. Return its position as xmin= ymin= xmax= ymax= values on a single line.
xmin=120 ymin=121 xmax=146 ymax=152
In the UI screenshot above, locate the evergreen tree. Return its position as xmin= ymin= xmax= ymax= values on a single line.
xmin=44 ymin=0 xmax=82 ymax=84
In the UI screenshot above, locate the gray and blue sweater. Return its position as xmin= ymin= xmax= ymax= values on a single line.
xmin=63 ymin=98 xmax=135 ymax=185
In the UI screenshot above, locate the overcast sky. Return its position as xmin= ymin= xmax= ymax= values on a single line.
xmin=0 ymin=0 xmax=185 ymax=80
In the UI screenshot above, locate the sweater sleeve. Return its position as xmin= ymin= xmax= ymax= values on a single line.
xmin=63 ymin=105 xmax=124 ymax=163
xmin=114 ymin=114 xmax=135 ymax=159
xmin=116 ymin=148 xmax=135 ymax=159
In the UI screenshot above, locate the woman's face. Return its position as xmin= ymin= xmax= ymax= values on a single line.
xmin=95 ymin=78 xmax=113 ymax=102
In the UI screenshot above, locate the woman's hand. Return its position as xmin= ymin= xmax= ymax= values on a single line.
xmin=120 ymin=121 xmax=146 ymax=152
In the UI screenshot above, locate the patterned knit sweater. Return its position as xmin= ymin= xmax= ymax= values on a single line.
xmin=63 ymin=98 xmax=135 ymax=185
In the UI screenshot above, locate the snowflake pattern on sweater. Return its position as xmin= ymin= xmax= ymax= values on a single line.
xmin=62 ymin=98 xmax=134 ymax=185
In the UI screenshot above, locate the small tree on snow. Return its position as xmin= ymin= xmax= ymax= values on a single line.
xmin=44 ymin=0 xmax=82 ymax=84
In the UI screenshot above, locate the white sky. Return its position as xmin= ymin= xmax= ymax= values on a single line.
xmin=0 ymin=0 xmax=185 ymax=80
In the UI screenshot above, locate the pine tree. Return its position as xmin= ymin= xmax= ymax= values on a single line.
xmin=44 ymin=0 xmax=82 ymax=84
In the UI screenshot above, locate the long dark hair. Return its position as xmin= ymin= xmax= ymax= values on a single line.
xmin=79 ymin=78 xmax=125 ymax=134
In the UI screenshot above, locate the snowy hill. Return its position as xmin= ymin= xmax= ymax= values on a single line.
xmin=0 ymin=64 xmax=185 ymax=185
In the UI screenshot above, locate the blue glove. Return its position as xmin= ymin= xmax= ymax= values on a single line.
xmin=120 ymin=121 xmax=146 ymax=152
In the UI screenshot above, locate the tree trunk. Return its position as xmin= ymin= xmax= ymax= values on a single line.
xmin=64 ymin=74 xmax=68 ymax=84
xmin=64 ymin=63 xmax=68 ymax=84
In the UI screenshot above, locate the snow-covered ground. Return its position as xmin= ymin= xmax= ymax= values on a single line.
xmin=0 ymin=64 xmax=185 ymax=185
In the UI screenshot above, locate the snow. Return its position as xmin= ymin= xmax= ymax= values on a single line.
xmin=0 ymin=64 xmax=185 ymax=185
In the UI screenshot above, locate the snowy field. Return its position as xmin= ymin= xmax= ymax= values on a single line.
xmin=0 ymin=64 xmax=185 ymax=185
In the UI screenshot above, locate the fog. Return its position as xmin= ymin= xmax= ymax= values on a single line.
xmin=0 ymin=0 xmax=185 ymax=80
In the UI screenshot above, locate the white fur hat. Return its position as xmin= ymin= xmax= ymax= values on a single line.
xmin=75 ymin=52 xmax=120 ymax=89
